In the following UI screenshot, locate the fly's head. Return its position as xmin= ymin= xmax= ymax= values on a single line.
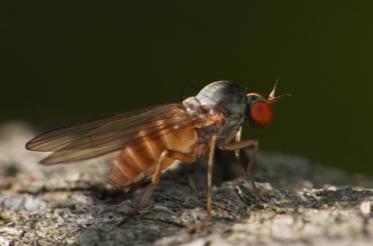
xmin=245 ymin=80 xmax=288 ymax=127
xmin=245 ymin=92 xmax=273 ymax=127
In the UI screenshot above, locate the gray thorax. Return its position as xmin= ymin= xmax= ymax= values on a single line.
xmin=183 ymin=81 xmax=247 ymax=144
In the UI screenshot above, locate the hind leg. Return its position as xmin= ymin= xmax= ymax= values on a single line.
xmin=118 ymin=150 xmax=197 ymax=225
xmin=133 ymin=150 xmax=196 ymax=213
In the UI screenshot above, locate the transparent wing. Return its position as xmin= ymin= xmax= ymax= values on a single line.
xmin=26 ymin=103 xmax=193 ymax=165
xmin=26 ymin=106 xmax=159 ymax=152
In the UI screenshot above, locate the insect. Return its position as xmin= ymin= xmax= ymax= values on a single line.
xmin=26 ymin=80 xmax=284 ymax=220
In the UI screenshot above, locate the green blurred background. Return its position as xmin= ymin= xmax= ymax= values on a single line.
xmin=1 ymin=1 xmax=372 ymax=174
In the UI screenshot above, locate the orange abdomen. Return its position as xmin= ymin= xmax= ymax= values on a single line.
xmin=109 ymin=117 xmax=198 ymax=187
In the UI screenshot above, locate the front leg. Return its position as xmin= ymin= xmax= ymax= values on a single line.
xmin=219 ymin=129 xmax=258 ymax=176
xmin=219 ymin=129 xmax=261 ymax=198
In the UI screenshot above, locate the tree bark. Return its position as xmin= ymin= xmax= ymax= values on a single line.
xmin=0 ymin=123 xmax=372 ymax=246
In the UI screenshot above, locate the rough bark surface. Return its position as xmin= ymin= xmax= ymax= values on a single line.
xmin=0 ymin=123 xmax=373 ymax=246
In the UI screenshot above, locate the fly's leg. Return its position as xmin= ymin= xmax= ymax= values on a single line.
xmin=207 ymin=134 xmax=218 ymax=220
xmin=186 ymin=134 xmax=217 ymax=234
xmin=221 ymin=127 xmax=259 ymax=176
xmin=219 ymin=133 xmax=261 ymax=199
xmin=119 ymin=149 xmax=196 ymax=225
xmin=233 ymin=126 xmax=243 ymax=160
xmin=118 ymin=150 xmax=196 ymax=225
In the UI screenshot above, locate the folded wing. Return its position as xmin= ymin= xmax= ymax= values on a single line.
xmin=26 ymin=104 xmax=192 ymax=165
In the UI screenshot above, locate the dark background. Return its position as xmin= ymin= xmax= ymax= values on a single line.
xmin=1 ymin=1 xmax=372 ymax=174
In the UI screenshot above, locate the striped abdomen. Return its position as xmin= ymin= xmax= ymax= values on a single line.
xmin=109 ymin=115 xmax=198 ymax=187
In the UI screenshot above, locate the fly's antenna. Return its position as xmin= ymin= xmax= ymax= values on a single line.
xmin=268 ymin=78 xmax=291 ymax=103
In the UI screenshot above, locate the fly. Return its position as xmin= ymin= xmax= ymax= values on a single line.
xmin=26 ymin=80 xmax=285 ymax=220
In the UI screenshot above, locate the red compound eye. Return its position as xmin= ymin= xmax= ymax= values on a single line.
xmin=250 ymin=101 xmax=273 ymax=127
